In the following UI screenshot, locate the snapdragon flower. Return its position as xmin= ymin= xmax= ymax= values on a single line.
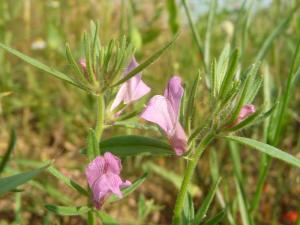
xmin=85 ymin=152 xmax=131 ymax=209
xmin=141 ymin=76 xmax=187 ymax=156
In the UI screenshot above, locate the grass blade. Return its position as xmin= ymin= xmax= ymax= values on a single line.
xmin=192 ymin=177 xmax=221 ymax=225
xmin=0 ymin=129 xmax=16 ymax=174
xmin=203 ymin=210 xmax=226 ymax=225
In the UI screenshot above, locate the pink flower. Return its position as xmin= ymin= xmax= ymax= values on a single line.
xmin=236 ymin=104 xmax=256 ymax=124
xmin=79 ymin=58 xmax=87 ymax=71
xmin=110 ymin=57 xmax=151 ymax=111
xmin=85 ymin=152 xmax=131 ymax=209
xmin=140 ymin=76 xmax=187 ymax=156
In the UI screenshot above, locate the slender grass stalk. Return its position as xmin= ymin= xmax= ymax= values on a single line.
xmin=181 ymin=0 xmax=207 ymax=74
xmin=172 ymin=130 xmax=215 ymax=225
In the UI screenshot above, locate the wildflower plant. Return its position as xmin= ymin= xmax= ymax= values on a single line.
xmin=0 ymin=4 xmax=300 ymax=224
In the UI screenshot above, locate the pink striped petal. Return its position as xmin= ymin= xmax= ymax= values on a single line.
xmin=164 ymin=76 xmax=184 ymax=117
xmin=110 ymin=57 xmax=151 ymax=111
xmin=140 ymin=95 xmax=177 ymax=134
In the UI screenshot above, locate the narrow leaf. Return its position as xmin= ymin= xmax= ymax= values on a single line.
xmin=203 ymin=210 xmax=226 ymax=225
xmin=223 ymin=136 xmax=300 ymax=168
xmin=193 ymin=177 xmax=221 ymax=225
xmin=111 ymin=33 xmax=179 ymax=87
xmin=144 ymin=162 xmax=200 ymax=196
xmin=166 ymin=0 xmax=179 ymax=34
xmin=100 ymin=135 xmax=174 ymax=156
xmin=97 ymin=211 xmax=120 ymax=225
xmin=0 ymin=43 xmax=89 ymax=91
xmin=0 ymin=164 xmax=49 ymax=196
xmin=182 ymin=193 xmax=194 ymax=225
xmin=45 ymin=205 xmax=90 ymax=216
xmin=47 ymin=166 xmax=88 ymax=196
xmin=0 ymin=129 xmax=16 ymax=174
xmin=107 ymin=173 xmax=147 ymax=203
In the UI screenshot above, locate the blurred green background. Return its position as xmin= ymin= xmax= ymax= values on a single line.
xmin=0 ymin=0 xmax=300 ymax=224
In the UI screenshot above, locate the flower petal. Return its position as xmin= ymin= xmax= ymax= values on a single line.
xmin=140 ymin=95 xmax=177 ymax=134
xmin=123 ymin=75 xmax=151 ymax=104
xmin=110 ymin=57 xmax=150 ymax=111
xmin=85 ymin=156 xmax=106 ymax=189
xmin=164 ymin=76 xmax=184 ymax=117
xmin=169 ymin=122 xmax=188 ymax=156
xmin=104 ymin=152 xmax=122 ymax=174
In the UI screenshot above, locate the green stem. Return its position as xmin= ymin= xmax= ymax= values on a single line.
xmin=172 ymin=130 xmax=215 ymax=225
xmin=87 ymin=210 xmax=95 ymax=225
xmin=87 ymin=94 xmax=105 ymax=224
xmin=95 ymin=94 xmax=105 ymax=154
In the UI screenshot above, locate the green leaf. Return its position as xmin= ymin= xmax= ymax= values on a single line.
xmin=166 ymin=0 xmax=179 ymax=34
xmin=0 ymin=164 xmax=48 ymax=196
xmin=230 ymin=62 xmax=261 ymax=123
xmin=185 ymin=71 xmax=201 ymax=131
xmin=112 ymin=121 xmax=159 ymax=132
xmin=216 ymin=44 xmax=230 ymax=94
xmin=193 ymin=177 xmax=221 ymax=225
xmin=182 ymin=193 xmax=194 ymax=225
xmin=65 ymin=43 xmax=88 ymax=84
xmin=100 ymin=135 xmax=174 ymax=156
xmin=223 ymin=136 xmax=300 ymax=168
xmin=96 ymin=211 xmax=120 ymax=225
xmin=45 ymin=205 xmax=91 ymax=216
xmin=111 ymin=33 xmax=179 ymax=87
xmin=219 ymin=49 xmax=239 ymax=99
xmin=107 ymin=173 xmax=147 ymax=203
xmin=0 ymin=129 xmax=16 ymax=174
xmin=235 ymin=178 xmax=252 ymax=225
xmin=203 ymin=210 xmax=226 ymax=225
xmin=47 ymin=166 xmax=88 ymax=196
xmin=0 ymin=43 xmax=89 ymax=92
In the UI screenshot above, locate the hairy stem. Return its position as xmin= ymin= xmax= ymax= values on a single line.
xmin=172 ymin=130 xmax=215 ymax=225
